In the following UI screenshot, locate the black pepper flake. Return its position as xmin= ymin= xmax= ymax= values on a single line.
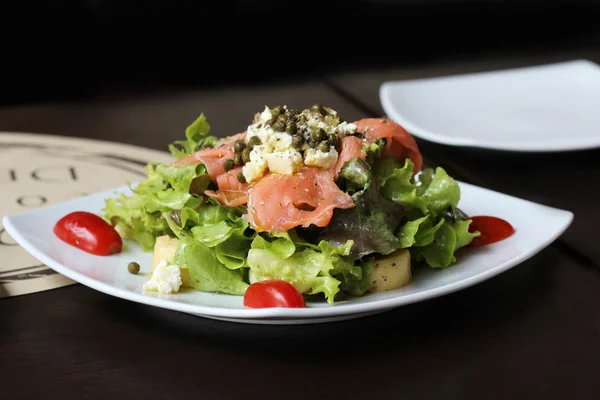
xmin=392 ymin=263 xmax=396 ymax=266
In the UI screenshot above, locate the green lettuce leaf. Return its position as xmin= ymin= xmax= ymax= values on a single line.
xmin=247 ymin=236 xmax=354 ymax=304
xmin=102 ymin=162 xmax=209 ymax=251
xmin=374 ymin=157 xmax=479 ymax=268
xmin=168 ymin=113 xmax=219 ymax=160
xmin=173 ymin=239 xmax=249 ymax=295
xmin=378 ymin=158 xmax=461 ymax=216
xmin=163 ymin=198 xmax=253 ymax=270
xmin=332 ymin=256 xmax=373 ymax=297
xmin=319 ymin=157 xmax=404 ymax=260
xmin=410 ymin=219 xmax=479 ymax=268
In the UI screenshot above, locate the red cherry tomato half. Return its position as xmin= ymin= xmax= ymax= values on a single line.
xmin=53 ymin=211 xmax=123 ymax=256
xmin=243 ymin=280 xmax=306 ymax=308
xmin=467 ymin=216 xmax=515 ymax=247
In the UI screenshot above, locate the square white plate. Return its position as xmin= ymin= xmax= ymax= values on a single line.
xmin=380 ymin=59 xmax=600 ymax=152
xmin=3 ymin=182 xmax=573 ymax=325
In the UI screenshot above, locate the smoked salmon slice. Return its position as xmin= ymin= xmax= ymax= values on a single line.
xmin=170 ymin=132 xmax=251 ymax=206
xmin=246 ymin=168 xmax=355 ymax=233
xmin=354 ymin=118 xmax=422 ymax=173
xmin=205 ymin=167 xmax=249 ymax=207
xmin=331 ymin=136 xmax=366 ymax=179
xmin=170 ymin=132 xmax=247 ymax=181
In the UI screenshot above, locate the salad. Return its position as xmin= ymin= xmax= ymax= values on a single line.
xmin=100 ymin=104 xmax=482 ymax=305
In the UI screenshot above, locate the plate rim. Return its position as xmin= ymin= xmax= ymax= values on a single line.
xmin=379 ymin=59 xmax=600 ymax=152
xmin=1 ymin=180 xmax=574 ymax=322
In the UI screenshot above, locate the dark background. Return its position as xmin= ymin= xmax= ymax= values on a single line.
xmin=2 ymin=0 xmax=600 ymax=106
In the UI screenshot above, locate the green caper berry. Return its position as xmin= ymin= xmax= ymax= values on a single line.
xmin=128 ymin=262 xmax=140 ymax=274
xmin=310 ymin=103 xmax=326 ymax=115
xmin=242 ymin=147 xmax=251 ymax=164
xmin=327 ymin=133 xmax=340 ymax=147
xmin=247 ymin=136 xmax=262 ymax=150
xmin=271 ymin=120 xmax=285 ymax=132
xmin=271 ymin=105 xmax=284 ymax=116
xmin=285 ymin=109 xmax=298 ymax=119
xmin=234 ymin=139 xmax=246 ymax=153
xmin=286 ymin=121 xmax=297 ymax=134
xmin=318 ymin=141 xmax=330 ymax=153
xmin=307 ymin=138 xmax=317 ymax=148
xmin=234 ymin=153 xmax=243 ymax=166
xmin=237 ymin=172 xmax=247 ymax=183
xmin=291 ymin=134 xmax=304 ymax=149
xmin=169 ymin=209 xmax=182 ymax=226
xmin=311 ymin=128 xmax=327 ymax=142
xmin=223 ymin=159 xmax=234 ymax=171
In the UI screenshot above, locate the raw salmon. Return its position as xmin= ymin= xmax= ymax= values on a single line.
xmin=354 ymin=119 xmax=422 ymax=173
xmin=246 ymin=168 xmax=355 ymax=233
xmin=171 ymin=132 xmax=247 ymax=181
xmin=331 ymin=136 xmax=366 ymax=179
xmin=205 ymin=167 xmax=249 ymax=207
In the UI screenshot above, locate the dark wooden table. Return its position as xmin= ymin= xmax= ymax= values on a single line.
xmin=1 ymin=47 xmax=599 ymax=400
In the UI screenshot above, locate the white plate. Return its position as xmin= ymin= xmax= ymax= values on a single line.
xmin=3 ymin=182 xmax=573 ymax=325
xmin=380 ymin=59 xmax=600 ymax=152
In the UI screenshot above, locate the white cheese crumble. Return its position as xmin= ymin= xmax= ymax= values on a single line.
xmin=266 ymin=149 xmax=304 ymax=174
xmin=304 ymin=147 xmax=339 ymax=169
xmin=336 ymin=121 xmax=358 ymax=135
xmin=143 ymin=259 xmax=182 ymax=295
xmin=241 ymin=105 xmax=351 ymax=183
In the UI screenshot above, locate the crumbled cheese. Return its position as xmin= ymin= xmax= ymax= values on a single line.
xmin=242 ymin=105 xmax=349 ymax=182
xmin=304 ymin=146 xmax=339 ymax=169
xmin=266 ymin=149 xmax=304 ymax=174
xmin=143 ymin=259 xmax=182 ymax=295
xmin=242 ymin=144 xmax=270 ymax=183
xmin=336 ymin=121 xmax=358 ymax=135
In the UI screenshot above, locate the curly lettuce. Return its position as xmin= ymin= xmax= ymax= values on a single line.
xmin=102 ymin=162 xmax=209 ymax=251
xmin=377 ymin=157 xmax=480 ymax=268
xmin=168 ymin=113 xmax=219 ymax=160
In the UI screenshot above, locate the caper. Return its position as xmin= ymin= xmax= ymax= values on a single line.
xmin=311 ymin=128 xmax=327 ymax=142
xmin=223 ymin=159 xmax=234 ymax=171
xmin=248 ymin=136 xmax=262 ymax=150
xmin=307 ymin=138 xmax=317 ymax=148
xmin=318 ymin=141 xmax=330 ymax=153
xmin=310 ymin=103 xmax=327 ymax=115
xmin=292 ymin=134 xmax=305 ymax=149
xmin=242 ymin=147 xmax=251 ymax=164
xmin=285 ymin=108 xmax=299 ymax=119
xmin=170 ymin=209 xmax=182 ymax=226
xmin=234 ymin=139 xmax=246 ymax=153
xmin=237 ymin=172 xmax=247 ymax=183
xmin=271 ymin=105 xmax=284 ymax=116
xmin=234 ymin=153 xmax=243 ymax=166
xmin=327 ymin=133 xmax=340 ymax=147
xmin=286 ymin=121 xmax=297 ymax=134
xmin=128 ymin=262 xmax=140 ymax=275
xmin=271 ymin=120 xmax=285 ymax=132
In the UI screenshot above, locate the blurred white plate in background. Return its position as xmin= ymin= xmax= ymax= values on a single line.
xmin=380 ymin=59 xmax=600 ymax=152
